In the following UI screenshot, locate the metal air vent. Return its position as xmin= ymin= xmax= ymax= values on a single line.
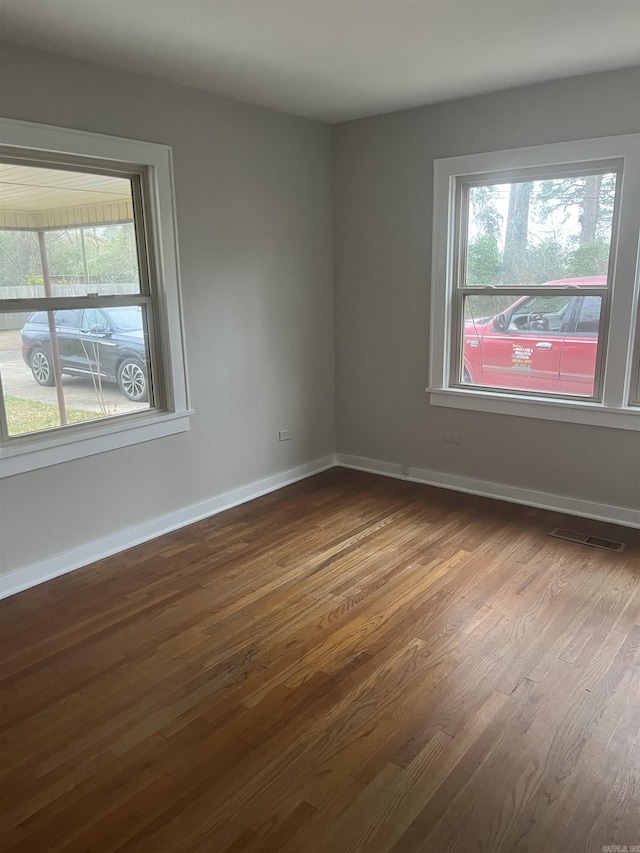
xmin=549 ymin=528 xmax=626 ymax=552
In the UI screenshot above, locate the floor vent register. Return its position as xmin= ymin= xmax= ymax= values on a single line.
xmin=549 ymin=528 xmax=626 ymax=552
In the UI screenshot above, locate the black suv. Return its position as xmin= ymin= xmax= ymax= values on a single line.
xmin=21 ymin=306 xmax=149 ymax=402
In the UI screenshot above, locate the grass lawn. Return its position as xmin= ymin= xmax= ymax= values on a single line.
xmin=5 ymin=395 xmax=100 ymax=435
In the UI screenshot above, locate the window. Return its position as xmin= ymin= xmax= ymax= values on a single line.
xmin=631 ymin=298 xmax=640 ymax=409
xmin=430 ymin=135 xmax=640 ymax=430
xmin=0 ymin=119 xmax=190 ymax=476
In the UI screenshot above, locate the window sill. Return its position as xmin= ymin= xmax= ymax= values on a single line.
xmin=427 ymin=387 xmax=640 ymax=431
xmin=0 ymin=408 xmax=194 ymax=478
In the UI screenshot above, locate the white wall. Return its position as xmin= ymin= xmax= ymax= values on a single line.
xmin=333 ymin=68 xmax=640 ymax=515
xmin=0 ymin=43 xmax=335 ymax=583
xmin=1 ymin=47 xmax=639 ymax=590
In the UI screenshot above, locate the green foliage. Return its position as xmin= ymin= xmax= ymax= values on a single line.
xmin=519 ymin=238 xmax=568 ymax=284
xmin=0 ymin=224 xmax=139 ymax=289
xmin=469 ymin=185 xmax=503 ymax=238
xmin=466 ymin=172 xmax=614 ymax=287
xmin=465 ymin=293 xmax=515 ymax=322
xmin=46 ymin=224 xmax=139 ymax=284
xmin=566 ymin=241 xmax=610 ymax=278
xmin=536 ymin=173 xmax=616 ymax=242
xmin=45 ymin=229 xmax=84 ymax=278
xmin=467 ymin=235 xmax=501 ymax=285
xmin=467 ymin=232 xmax=605 ymax=293
xmin=90 ymin=225 xmax=139 ymax=283
xmin=0 ymin=230 xmax=41 ymax=287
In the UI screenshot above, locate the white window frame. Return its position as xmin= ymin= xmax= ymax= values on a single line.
xmin=631 ymin=301 xmax=640 ymax=408
xmin=0 ymin=118 xmax=192 ymax=477
xmin=429 ymin=134 xmax=640 ymax=431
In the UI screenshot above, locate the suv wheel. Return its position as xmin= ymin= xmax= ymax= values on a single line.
xmin=30 ymin=348 xmax=56 ymax=386
xmin=118 ymin=358 xmax=148 ymax=402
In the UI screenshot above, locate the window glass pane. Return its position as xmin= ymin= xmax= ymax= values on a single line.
xmin=507 ymin=295 xmax=572 ymax=333
xmin=462 ymin=293 xmax=602 ymax=397
xmin=54 ymin=309 xmax=83 ymax=329
xmin=1 ymin=305 xmax=152 ymax=437
xmin=0 ymin=163 xmax=140 ymax=299
xmin=465 ymin=172 xmax=616 ymax=286
xmin=574 ymin=296 xmax=601 ymax=334
xmin=0 ymin=230 xmax=41 ymax=288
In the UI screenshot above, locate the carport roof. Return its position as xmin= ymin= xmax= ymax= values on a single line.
xmin=0 ymin=163 xmax=133 ymax=229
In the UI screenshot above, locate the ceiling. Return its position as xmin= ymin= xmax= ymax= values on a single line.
xmin=0 ymin=1 xmax=639 ymax=123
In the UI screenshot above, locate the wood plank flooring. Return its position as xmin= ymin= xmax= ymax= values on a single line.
xmin=1 ymin=468 xmax=639 ymax=852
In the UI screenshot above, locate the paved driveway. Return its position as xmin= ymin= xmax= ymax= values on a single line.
xmin=0 ymin=329 xmax=145 ymax=416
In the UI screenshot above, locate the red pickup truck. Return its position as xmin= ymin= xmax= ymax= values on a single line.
xmin=462 ymin=277 xmax=604 ymax=396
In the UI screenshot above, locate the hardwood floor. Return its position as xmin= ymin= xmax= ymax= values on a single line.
xmin=1 ymin=468 xmax=639 ymax=852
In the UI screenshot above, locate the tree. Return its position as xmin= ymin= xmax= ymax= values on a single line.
xmin=45 ymin=224 xmax=139 ymax=284
xmin=44 ymin=229 xmax=84 ymax=280
xmin=580 ymin=174 xmax=602 ymax=245
xmin=524 ymin=237 xmax=567 ymax=283
xmin=566 ymin=241 xmax=610 ymax=277
xmin=86 ymin=224 xmax=139 ymax=283
xmin=536 ymin=173 xmax=615 ymax=245
xmin=469 ymin=185 xmax=502 ymax=238
xmin=502 ymin=182 xmax=532 ymax=284
xmin=467 ymin=185 xmax=504 ymax=290
xmin=467 ymin=234 xmax=501 ymax=286
xmin=0 ymin=230 xmax=41 ymax=287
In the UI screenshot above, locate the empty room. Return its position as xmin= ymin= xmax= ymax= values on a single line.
xmin=0 ymin=1 xmax=639 ymax=851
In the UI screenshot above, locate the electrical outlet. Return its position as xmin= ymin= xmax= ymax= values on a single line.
xmin=279 ymin=429 xmax=291 ymax=442
xmin=444 ymin=432 xmax=462 ymax=445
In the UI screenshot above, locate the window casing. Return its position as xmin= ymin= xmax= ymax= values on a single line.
xmin=0 ymin=119 xmax=191 ymax=477
xmin=429 ymin=135 xmax=640 ymax=430
xmin=632 ymin=307 xmax=640 ymax=408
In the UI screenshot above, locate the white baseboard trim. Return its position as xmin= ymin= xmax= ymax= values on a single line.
xmin=0 ymin=455 xmax=336 ymax=600
xmin=5 ymin=451 xmax=637 ymax=600
xmin=336 ymin=454 xmax=640 ymax=530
